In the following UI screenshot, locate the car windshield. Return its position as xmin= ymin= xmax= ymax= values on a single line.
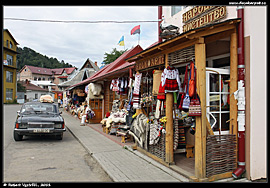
xmin=21 ymin=103 xmax=58 ymax=115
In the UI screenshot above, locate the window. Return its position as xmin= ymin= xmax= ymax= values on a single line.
xmin=6 ymin=54 xmax=13 ymax=66
xmin=6 ymin=40 xmax=9 ymax=47
xmin=35 ymin=94 xmax=38 ymax=99
xmin=206 ymin=68 xmax=230 ymax=135
xmin=171 ymin=6 xmax=187 ymax=16
xmin=34 ymin=77 xmax=37 ymax=81
xmin=6 ymin=71 xmax=13 ymax=83
xmin=42 ymin=77 xmax=45 ymax=80
xmin=10 ymin=41 xmax=13 ymax=48
xmin=6 ymin=88 xmax=13 ymax=101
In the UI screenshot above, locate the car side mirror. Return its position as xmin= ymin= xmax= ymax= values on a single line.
xmin=59 ymin=111 xmax=62 ymax=115
xmin=17 ymin=111 xmax=20 ymax=117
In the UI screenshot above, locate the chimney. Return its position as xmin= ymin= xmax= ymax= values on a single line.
xmin=95 ymin=61 xmax=98 ymax=66
xmin=25 ymin=79 xmax=29 ymax=85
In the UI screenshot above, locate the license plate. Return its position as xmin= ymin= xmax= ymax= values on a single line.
xmin=33 ymin=129 xmax=50 ymax=133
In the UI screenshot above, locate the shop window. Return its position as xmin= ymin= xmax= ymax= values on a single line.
xmin=6 ymin=71 xmax=13 ymax=83
xmin=6 ymin=88 xmax=13 ymax=101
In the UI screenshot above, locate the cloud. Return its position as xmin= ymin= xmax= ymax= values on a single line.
xmin=4 ymin=6 xmax=158 ymax=68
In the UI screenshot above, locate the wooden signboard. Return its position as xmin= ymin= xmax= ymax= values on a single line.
xmin=135 ymin=54 xmax=165 ymax=71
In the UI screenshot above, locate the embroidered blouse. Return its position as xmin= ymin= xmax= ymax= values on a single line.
xmin=161 ymin=66 xmax=181 ymax=92
xmin=110 ymin=79 xmax=119 ymax=92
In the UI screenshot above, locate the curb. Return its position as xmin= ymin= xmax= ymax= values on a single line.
xmin=65 ymin=125 xmax=114 ymax=182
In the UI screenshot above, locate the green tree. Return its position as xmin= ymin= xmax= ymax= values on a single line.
xmin=103 ymin=48 xmax=127 ymax=65
xmin=16 ymin=46 xmax=74 ymax=70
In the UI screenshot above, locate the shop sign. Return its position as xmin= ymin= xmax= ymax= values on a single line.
xmin=182 ymin=6 xmax=226 ymax=33
xmin=135 ymin=55 xmax=165 ymax=71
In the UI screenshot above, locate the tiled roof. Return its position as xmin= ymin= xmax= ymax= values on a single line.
xmin=66 ymin=45 xmax=143 ymax=89
xmin=18 ymin=80 xmax=48 ymax=92
xmin=20 ymin=65 xmax=76 ymax=76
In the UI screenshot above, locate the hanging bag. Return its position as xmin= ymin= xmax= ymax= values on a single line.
xmin=189 ymin=68 xmax=202 ymax=116
xmin=189 ymin=61 xmax=195 ymax=98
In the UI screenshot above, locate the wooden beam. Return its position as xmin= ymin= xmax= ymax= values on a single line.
xmin=165 ymin=53 xmax=174 ymax=164
xmin=205 ymin=29 xmax=235 ymax=44
xmin=230 ymin=32 xmax=238 ymax=164
xmin=188 ymin=24 xmax=236 ymax=40
xmin=229 ymin=32 xmax=238 ymax=136
xmin=195 ymin=41 xmax=207 ymax=179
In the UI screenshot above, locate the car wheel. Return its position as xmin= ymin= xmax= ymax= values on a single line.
xmin=56 ymin=133 xmax=63 ymax=140
xmin=14 ymin=131 xmax=23 ymax=141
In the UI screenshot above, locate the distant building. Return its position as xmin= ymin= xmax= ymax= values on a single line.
xmin=3 ymin=29 xmax=19 ymax=103
xmin=18 ymin=79 xmax=54 ymax=102
xmin=18 ymin=65 xmax=77 ymax=91
xmin=58 ymin=58 xmax=99 ymax=91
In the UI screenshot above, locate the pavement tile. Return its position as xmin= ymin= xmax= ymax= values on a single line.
xmin=62 ymin=111 xmax=181 ymax=182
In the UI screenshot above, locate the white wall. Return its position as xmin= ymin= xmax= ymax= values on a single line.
xmin=162 ymin=6 xmax=238 ymax=34
xmin=26 ymin=90 xmax=54 ymax=102
xmin=245 ymin=6 xmax=267 ymax=180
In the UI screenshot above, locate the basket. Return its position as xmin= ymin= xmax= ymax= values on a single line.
xmin=148 ymin=131 xmax=166 ymax=160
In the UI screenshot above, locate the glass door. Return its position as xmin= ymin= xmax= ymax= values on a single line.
xmin=206 ymin=68 xmax=230 ymax=135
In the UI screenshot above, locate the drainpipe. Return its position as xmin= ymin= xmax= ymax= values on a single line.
xmin=158 ymin=6 xmax=162 ymax=43
xmin=232 ymin=6 xmax=246 ymax=179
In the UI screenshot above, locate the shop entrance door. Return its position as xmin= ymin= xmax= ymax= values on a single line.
xmin=206 ymin=68 xmax=230 ymax=135
xmin=89 ymin=99 xmax=102 ymax=124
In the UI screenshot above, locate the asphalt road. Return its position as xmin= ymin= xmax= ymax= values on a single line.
xmin=3 ymin=104 xmax=112 ymax=182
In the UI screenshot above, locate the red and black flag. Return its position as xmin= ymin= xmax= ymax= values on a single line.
xmin=131 ymin=25 xmax=140 ymax=35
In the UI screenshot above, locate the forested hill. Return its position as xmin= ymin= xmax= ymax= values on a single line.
xmin=17 ymin=47 xmax=74 ymax=70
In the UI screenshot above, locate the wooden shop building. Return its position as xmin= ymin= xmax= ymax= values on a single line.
xmin=126 ymin=18 xmax=241 ymax=182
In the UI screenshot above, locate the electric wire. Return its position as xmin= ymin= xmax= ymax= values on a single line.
xmin=4 ymin=18 xmax=160 ymax=24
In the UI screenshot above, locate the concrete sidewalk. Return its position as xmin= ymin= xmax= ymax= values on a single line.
xmin=62 ymin=111 xmax=189 ymax=182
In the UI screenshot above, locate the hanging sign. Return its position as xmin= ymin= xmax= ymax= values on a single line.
xmin=135 ymin=54 xmax=165 ymax=71
xmin=182 ymin=6 xmax=226 ymax=33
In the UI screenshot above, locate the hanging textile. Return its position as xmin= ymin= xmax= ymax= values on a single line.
xmin=110 ymin=79 xmax=119 ymax=92
xmin=161 ymin=66 xmax=181 ymax=93
xmin=132 ymin=73 xmax=142 ymax=109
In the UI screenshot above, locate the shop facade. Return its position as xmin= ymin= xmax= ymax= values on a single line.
xmin=126 ymin=5 xmax=266 ymax=181
xmin=159 ymin=5 xmax=267 ymax=181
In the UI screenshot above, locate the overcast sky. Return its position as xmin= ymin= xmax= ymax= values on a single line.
xmin=4 ymin=6 xmax=158 ymax=68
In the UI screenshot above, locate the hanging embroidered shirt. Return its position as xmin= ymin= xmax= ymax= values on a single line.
xmin=161 ymin=66 xmax=181 ymax=93
xmin=110 ymin=79 xmax=119 ymax=92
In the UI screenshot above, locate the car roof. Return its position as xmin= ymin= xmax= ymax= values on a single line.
xmin=24 ymin=101 xmax=55 ymax=105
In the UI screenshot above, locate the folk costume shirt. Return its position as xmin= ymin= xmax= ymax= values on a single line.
xmin=161 ymin=66 xmax=181 ymax=93
xmin=110 ymin=79 xmax=119 ymax=92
